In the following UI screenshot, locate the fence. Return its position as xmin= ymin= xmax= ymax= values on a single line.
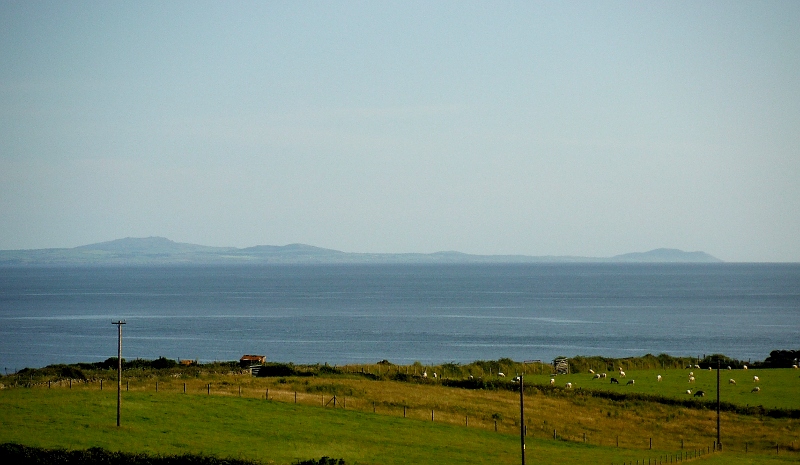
xmin=7 ymin=376 xmax=797 ymax=459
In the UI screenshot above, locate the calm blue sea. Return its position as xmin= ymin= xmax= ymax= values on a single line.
xmin=1 ymin=263 xmax=799 ymax=371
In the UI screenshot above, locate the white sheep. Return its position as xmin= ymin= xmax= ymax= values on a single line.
xmin=589 ymin=369 xmax=595 ymax=374
xmin=619 ymin=371 xmax=626 ymax=378
xmin=498 ymin=372 xmax=505 ymax=377
xmin=727 ymin=366 xmax=732 ymax=370
xmin=694 ymin=364 xmax=700 ymax=369
xmin=626 ymin=379 xmax=635 ymax=385
xmin=688 ymin=376 xmax=695 ymax=383
xmin=565 ymin=382 xmax=572 ymax=389
xmin=550 ymin=378 xmax=555 ymax=386
xmin=433 ymin=372 xmax=437 ymax=378
xmin=689 ymin=371 xmax=694 ymax=376
xmin=686 ymin=389 xmax=692 ymax=395
xmin=708 ymin=367 xmax=712 ymax=371
xmin=793 ymin=365 xmax=798 ymax=369
xmin=422 ymin=371 xmax=427 ymax=379
xmin=729 ymin=379 xmax=736 ymax=385
xmin=743 ymin=365 xmax=748 ymax=370
xmin=753 ymin=375 xmax=759 ymax=382
xmin=600 ymin=373 xmax=607 ymax=378
xmin=657 ymin=375 xmax=662 ymax=382
xmin=593 ymin=373 xmax=601 ymax=379
xmin=751 ymin=386 xmax=760 ymax=392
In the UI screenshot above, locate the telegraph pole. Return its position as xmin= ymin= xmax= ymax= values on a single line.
xmin=113 ymin=320 xmax=126 ymax=427
xmin=519 ymin=375 xmax=526 ymax=465
xmin=716 ymin=360 xmax=721 ymax=450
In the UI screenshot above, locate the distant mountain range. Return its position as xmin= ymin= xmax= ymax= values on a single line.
xmin=0 ymin=237 xmax=723 ymax=266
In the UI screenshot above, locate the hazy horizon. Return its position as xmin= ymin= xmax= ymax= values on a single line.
xmin=3 ymin=2 xmax=799 ymax=262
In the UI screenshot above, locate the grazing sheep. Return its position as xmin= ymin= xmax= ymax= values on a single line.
xmin=729 ymin=379 xmax=736 ymax=385
xmin=689 ymin=372 xmax=694 ymax=376
xmin=694 ymin=365 xmax=700 ymax=369
xmin=708 ymin=367 xmax=712 ymax=371
xmin=619 ymin=371 xmax=626 ymax=378
xmin=593 ymin=373 xmax=601 ymax=379
xmin=686 ymin=389 xmax=692 ymax=395
xmin=610 ymin=378 xmax=619 ymax=384
xmin=498 ymin=372 xmax=505 ymax=377
xmin=743 ymin=365 xmax=748 ymax=370
xmin=550 ymin=378 xmax=555 ymax=386
xmin=753 ymin=376 xmax=759 ymax=382
xmin=468 ymin=375 xmax=474 ymax=380
xmin=422 ymin=371 xmax=427 ymax=379
xmin=694 ymin=390 xmax=705 ymax=397
xmin=688 ymin=376 xmax=695 ymax=383
xmin=589 ymin=369 xmax=595 ymax=374
xmin=600 ymin=373 xmax=607 ymax=378
xmin=752 ymin=386 xmax=761 ymax=393
xmin=626 ymin=380 xmax=635 ymax=385
xmin=657 ymin=375 xmax=662 ymax=382
xmin=793 ymin=365 xmax=798 ymax=369
xmin=565 ymin=382 xmax=572 ymax=389
xmin=727 ymin=366 xmax=732 ymax=370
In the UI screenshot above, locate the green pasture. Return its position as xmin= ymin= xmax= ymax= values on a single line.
xmin=524 ymin=367 xmax=800 ymax=410
xmin=0 ymin=386 xmax=797 ymax=465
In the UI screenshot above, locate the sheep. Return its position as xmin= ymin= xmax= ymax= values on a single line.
xmin=589 ymin=369 xmax=595 ymax=374
xmin=694 ymin=364 xmax=700 ymax=369
xmin=727 ymin=366 xmax=732 ymax=370
xmin=686 ymin=389 xmax=692 ymax=395
xmin=753 ymin=375 xmax=759 ymax=382
xmin=751 ymin=386 xmax=761 ymax=393
xmin=694 ymin=390 xmax=705 ymax=397
xmin=550 ymin=378 xmax=555 ymax=386
xmin=422 ymin=371 xmax=427 ymax=379
xmin=600 ymin=373 xmax=607 ymax=378
xmin=468 ymin=375 xmax=474 ymax=380
xmin=626 ymin=380 xmax=635 ymax=385
xmin=610 ymin=378 xmax=619 ymax=384
xmin=743 ymin=365 xmax=748 ymax=370
xmin=498 ymin=372 xmax=505 ymax=377
xmin=688 ymin=376 xmax=695 ymax=383
xmin=433 ymin=372 xmax=437 ymax=379
xmin=729 ymin=379 xmax=736 ymax=385
xmin=619 ymin=371 xmax=626 ymax=378
xmin=565 ymin=382 xmax=573 ymax=389
xmin=793 ymin=365 xmax=798 ymax=369
xmin=593 ymin=373 xmax=601 ymax=379
xmin=689 ymin=371 xmax=694 ymax=376
xmin=708 ymin=367 xmax=712 ymax=371
xmin=657 ymin=375 xmax=662 ymax=382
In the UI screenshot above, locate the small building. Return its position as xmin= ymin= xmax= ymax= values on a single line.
xmin=239 ymin=354 xmax=266 ymax=368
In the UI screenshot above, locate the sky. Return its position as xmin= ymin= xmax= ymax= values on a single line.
xmin=1 ymin=2 xmax=799 ymax=262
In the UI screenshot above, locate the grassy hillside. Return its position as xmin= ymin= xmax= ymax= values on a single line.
xmin=1 ymin=360 xmax=798 ymax=464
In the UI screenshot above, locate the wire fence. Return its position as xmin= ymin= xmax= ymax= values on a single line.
xmin=9 ymin=376 xmax=798 ymax=459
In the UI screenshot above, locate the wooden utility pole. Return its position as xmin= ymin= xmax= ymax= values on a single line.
xmin=519 ymin=375 xmax=526 ymax=465
xmin=716 ymin=360 xmax=721 ymax=450
xmin=113 ymin=320 xmax=126 ymax=427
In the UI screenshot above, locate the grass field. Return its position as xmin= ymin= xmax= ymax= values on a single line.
xmin=0 ymin=388 xmax=797 ymax=465
xmin=1 ymin=362 xmax=798 ymax=465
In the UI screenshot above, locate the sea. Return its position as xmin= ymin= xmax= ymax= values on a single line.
xmin=1 ymin=263 xmax=799 ymax=372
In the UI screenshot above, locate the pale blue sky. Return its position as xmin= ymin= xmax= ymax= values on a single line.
xmin=2 ymin=1 xmax=799 ymax=261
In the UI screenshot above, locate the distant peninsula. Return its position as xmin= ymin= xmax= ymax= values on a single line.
xmin=0 ymin=237 xmax=723 ymax=266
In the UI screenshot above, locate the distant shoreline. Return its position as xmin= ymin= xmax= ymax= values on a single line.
xmin=0 ymin=236 xmax=723 ymax=266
